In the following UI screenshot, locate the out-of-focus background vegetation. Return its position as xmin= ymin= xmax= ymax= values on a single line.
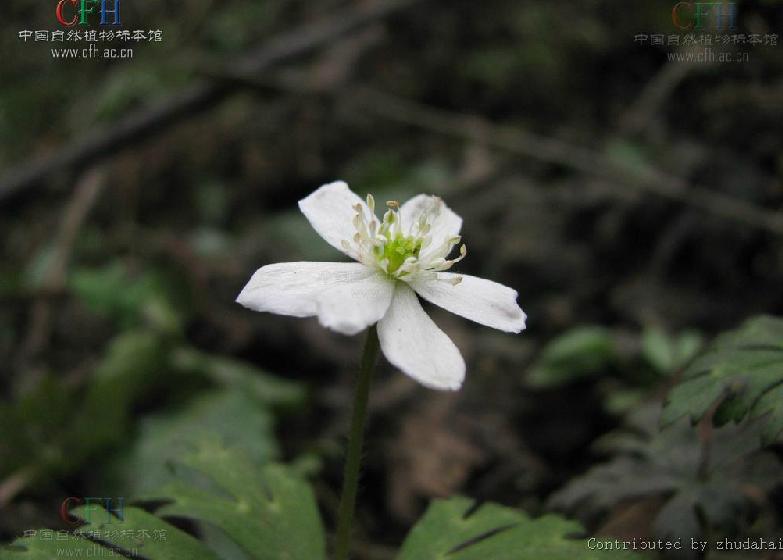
xmin=1 ymin=0 xmax=783 ymax=558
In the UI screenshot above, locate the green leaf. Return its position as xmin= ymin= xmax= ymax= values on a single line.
xmin=153 ymin=442 xmax=326 ymax=560
xmin=642 ymin=327 xmax=703 ymax=375
xmin=171 ymin=347 xmax=306 ymax=409
xmin=397 ymin=497 xmax=640 ymax=560
xmin=527 ymin=327 xmax=615 ymax=388
xmin=0 ymin=331 xmax=172 ymax=480
xmin=750 ymin=383 xmax=783 ymax=445
xmin=551 ymin=404 xmax=783 ymax=539
xmin=0 ymin=376 xmax=74 ymax=476
xmin=111 ymin=389 xmax=281 ymax=495
xmin=661 ymin=315 xmax=783 ymax=443
xmin=602 ymin=388 xmax=645 ymax=416
xmin=103 ymin=346 xmax=306 ymax=494
xmin=77 ymin=505 xmax=219 ymax=559
xmin=1 ymin=534 xmax=93 ymax=559
xmin=1 ymin=445 xmax=325 ymax=560
xmin=1 ymin=506 xmax=217 ymax=560
xmin=69 ymin=330 xmax=172 ymax=454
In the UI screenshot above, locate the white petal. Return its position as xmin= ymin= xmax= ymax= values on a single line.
xmin=409 ymin=273 xmax=526 ymax=333
xmin=298 ymin=181 xmax=367 ymax=261
xmin=236 ymin=262 xmax=393 ymax=335
xmin=377 ymin=283 xmax=465 ymax=390
xmin=400 ymin=194 xmax=462 ymax=260
xmin=316 ymin=274 xmax=394 ymax=335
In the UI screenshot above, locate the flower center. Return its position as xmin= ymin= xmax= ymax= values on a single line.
xmin=374 ymin=234 xmax=422 ymax=274
xmin=343 ymin=194 xmax=467 ymax=283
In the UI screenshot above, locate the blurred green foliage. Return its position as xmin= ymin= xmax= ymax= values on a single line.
xmin=1 ymin=443 xmax=325 ymax=560
xmin=0 ymin=255 xmax=305 ymax=500
xmin=70 ymin=262 xmax=182 ymax=331
xmin=526 ymin=324 xmax=703 ymax=415
xmin=551 ymin=404 xmax=783 ymax=547
xmin=527 ymin=327 xmax=615 ymax=388
xmin=642 ymin=327 xmax=703 ymax=376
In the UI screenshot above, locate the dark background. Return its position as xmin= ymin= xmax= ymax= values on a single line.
xmin=1 ymin=0 xmax=782 ymax=558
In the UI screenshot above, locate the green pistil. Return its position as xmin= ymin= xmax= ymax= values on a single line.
xmin=375 ymin=234 xmax=422 ymax=274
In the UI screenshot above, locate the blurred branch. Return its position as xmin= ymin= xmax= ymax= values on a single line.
xmin=225 ymin=68 xmax=783 ymax=236
xmin=618 ymin=54 xmax=698 ymax=137
xmin=0 ymin=0 xmax=424 ymax=203
xmin=351 ymin=89 xmax=783 ymax=236
xmin=0 ymin=467 xmax=35 ymax=510
xmin=44 ymin=169 xmax=106 ymax=291
xmin=15 ymin=169 xmax=105 ymax=391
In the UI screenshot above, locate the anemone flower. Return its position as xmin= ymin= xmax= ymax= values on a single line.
xmin=237 ymin=181 xmax=526 ymax=390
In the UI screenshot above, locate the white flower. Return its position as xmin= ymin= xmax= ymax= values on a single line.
xmin=237 ymin=181 xmax=526 ymax=390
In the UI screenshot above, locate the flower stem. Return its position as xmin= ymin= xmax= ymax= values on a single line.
xmin=334 ymin=325 xmax=380 ymax=560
